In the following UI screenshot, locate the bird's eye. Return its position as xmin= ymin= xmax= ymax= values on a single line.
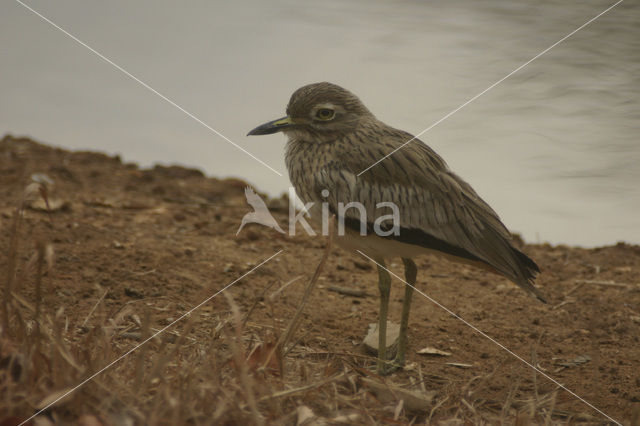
xmin=315 ymin=108 xmax=335 ymax=120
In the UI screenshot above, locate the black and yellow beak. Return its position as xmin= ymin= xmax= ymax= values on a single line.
xmin=247 ymin=116 xmax=294 ymax=136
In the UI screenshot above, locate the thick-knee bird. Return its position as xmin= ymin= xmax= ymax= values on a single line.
xmin=248 ymin=82 xmax=545 ymax=374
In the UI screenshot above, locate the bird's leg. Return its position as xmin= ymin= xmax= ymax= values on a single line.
xmin=396 ymin=258 xmax=416 ymax=367
xmin=376 ymin=260 xmax=391 ymax=374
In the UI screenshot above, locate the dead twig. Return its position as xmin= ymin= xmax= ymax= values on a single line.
xmin=574 ymin=279 xmax=633 ymax=288
xmin=224 ymin=292 xmax=264 ymax=426
xmin=564 ymin=281 xmax=584 ymax=296
xmin=267 ymin=275 xmax=303 ymax=302
xmin=501 ymin=374 xmax=520 ymax=421
xmin=551 ymin=299 xmax=574 ymax=310
xmin=544 ymin=390 xmax=558 ymax=426
xmin=81 ymin=288 xmax=109 ymax=328
xmin=428 ymin=395 xmax=449 ymax=423
xmin=149 ymin=316 xmax=196 ymax=380
xmin=34 ymin=241 xmax=46 ymax=354
xmin=263 ymin=215 xmax=335 ymax=370
xmin=327 ymin=285 xmax=369 ymax=298
xmin=241 ymin=278 xmax=280 ymax=328
xmin=259 ymin=372 xmax=347 ymax=402
xmin=3 ymin=207 xmax=22 ymax=333
xmin=133 ymin=307 xmax=151 ymax=393
xmin=359 ymin=377 xmax=435 ymax=411
xmin=553 ymin=354 xmax=590 ymax=373
xmin=281 ymin=217 xmax=334 ymax=350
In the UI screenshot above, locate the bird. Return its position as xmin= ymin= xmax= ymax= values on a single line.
xmin=236 ymin=186 xmax=285 ymax=236
xmin=248 ymin=82 xmax=545 ymax=374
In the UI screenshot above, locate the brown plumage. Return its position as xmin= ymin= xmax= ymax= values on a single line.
xmin=249 ymin=82 xmax=545 ymax=374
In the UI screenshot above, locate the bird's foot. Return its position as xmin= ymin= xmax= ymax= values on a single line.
xmin=375 ymin=357 xmax=406 ymax=376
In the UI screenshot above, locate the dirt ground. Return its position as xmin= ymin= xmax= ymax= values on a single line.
xmin=1 ymin=135 xmax=639 ymax=425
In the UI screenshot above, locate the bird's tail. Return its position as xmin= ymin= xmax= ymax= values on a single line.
xmin=510 ymin=247 xmax=545 ymax=303
xmin=477 ymin=228 xmax=546 ymax=303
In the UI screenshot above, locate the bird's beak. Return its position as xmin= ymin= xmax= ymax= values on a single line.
xmin=247 ymin=116 xmax=294 ymax=136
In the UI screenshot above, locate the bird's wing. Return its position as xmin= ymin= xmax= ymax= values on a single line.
xmin=311 ymin=129 xmax=542 ymax=299
xmin=245 ymin=187 xmax=269 ymax=210
xmin=244 ymin=186 xmax=256 ymax=199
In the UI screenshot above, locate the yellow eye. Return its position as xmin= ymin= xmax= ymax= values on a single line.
xmin=315 ymin=108 xmax=335 ymax=120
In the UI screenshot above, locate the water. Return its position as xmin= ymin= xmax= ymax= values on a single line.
xmin=2 ymin=0 xmax=638 ymax=247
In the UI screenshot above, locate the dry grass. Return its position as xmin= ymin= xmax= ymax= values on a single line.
xmin=0 ymin=188 xmax=614 ymax=426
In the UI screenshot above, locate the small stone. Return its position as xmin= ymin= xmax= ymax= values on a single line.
xmin=362 ymin=321 xmax=400 ymax=359
xmin=330 ymin=410 xmax=362 ymax=423
xmin=417 ymin=346 xmax=451 ymax=356
xmin=296 ymin=405 xmax=317 ymax=426
xmin=446 ymin=362 xmax=473 ymax=369
xmin=353 ymin=260 xmax=372 ymax=270
xmin=28 ymin=198 xmax=69 ymax=212
xmin=124 ymin=287 xmax=143 ymax=299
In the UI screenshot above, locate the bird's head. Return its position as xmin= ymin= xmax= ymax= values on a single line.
xmin=247 ymin=82 xmax=373 ymax=142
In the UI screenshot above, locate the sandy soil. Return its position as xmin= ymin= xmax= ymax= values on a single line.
xmin=1 ymin=135 xmax=639 ymax=425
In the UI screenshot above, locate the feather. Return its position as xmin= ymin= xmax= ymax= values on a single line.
xmin=286 ymin=121 xmax=544 ymax=302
